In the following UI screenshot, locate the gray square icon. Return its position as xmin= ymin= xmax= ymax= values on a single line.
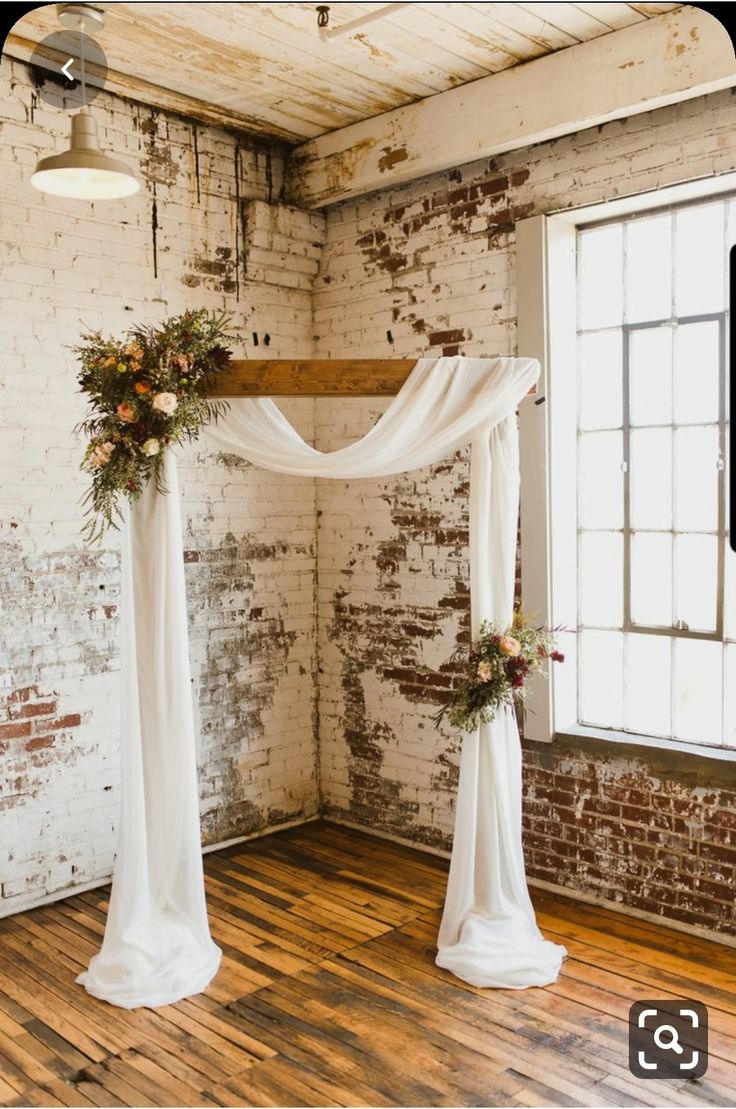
xmin=629 ymin=1000 xmax=708 ymax=1079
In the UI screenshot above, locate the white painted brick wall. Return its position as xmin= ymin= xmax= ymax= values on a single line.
xmin=0 ymin=58 xmax=325 ymax=914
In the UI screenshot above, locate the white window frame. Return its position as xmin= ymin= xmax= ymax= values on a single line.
xmin=517 ymin=172 xmax=736 ymax=755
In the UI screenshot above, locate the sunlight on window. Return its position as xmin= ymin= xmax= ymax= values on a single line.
xmin=576 ymin=195 xmax=729 ymax=748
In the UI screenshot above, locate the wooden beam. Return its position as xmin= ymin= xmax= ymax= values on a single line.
xmin=209 ymin=358 xmax=538 ymax=397
xmin=208 ymin=359 xmax=418 ymax=397
xmin=286 ymin=7 xmax=736 ymax=208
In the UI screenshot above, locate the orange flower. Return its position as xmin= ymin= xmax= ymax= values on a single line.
xmin=116 ymin=402 xmax=136 ymax=422
xmin=134 ymin=381 xmax=152 ymax=395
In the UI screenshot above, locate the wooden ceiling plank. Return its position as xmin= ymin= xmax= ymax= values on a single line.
xmin=627 ymin=2 xmax=681 ymax=14
xmin=325 ymin=9 xmax=501 ymax=88
xmin=5 ymin=32 xmax=309 ymax=143
xmin=514 ymin=2 xmax=616 ymax=41
xmin=287 ymin=7 xmax=735 ymax=208
xmin=251 ymin=1 xmax=479 ymax=96
xmin=206 ymin=2 xmax=445 ymax=100
xmin=476 ymin=2 xmax=582 ymax=50
xmin=384 ymin=5 xmax=523 ymax=73
xmin=416 ymin=3 xmax=557 ymax=65
xmin=107 ymin=5 xmax=425 ymax=129
xmin=572 ymin=3 xmax=648 ymax=30
xmin=6 ymin=12 xmax=337 ymax=142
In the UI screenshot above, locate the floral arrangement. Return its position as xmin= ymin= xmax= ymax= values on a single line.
xmin=76 ymin=309 xmax=232 ymax=541
xmin=435 ymin=612 xmax=564 ymax=732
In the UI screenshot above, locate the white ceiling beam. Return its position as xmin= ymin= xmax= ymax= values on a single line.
xmin=286 ymin=7 xmax=736 ymax=208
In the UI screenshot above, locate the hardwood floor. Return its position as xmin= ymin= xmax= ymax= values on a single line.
xmin=1 ymin=821 xmax=735 ymax=1108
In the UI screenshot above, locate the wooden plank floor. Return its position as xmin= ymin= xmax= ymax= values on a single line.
xmin=1 ymin=820 xmax=735 ymax=1108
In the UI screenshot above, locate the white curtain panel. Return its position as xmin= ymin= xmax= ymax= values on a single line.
xmin=80 ymin=355 xmax=563 ymax=1008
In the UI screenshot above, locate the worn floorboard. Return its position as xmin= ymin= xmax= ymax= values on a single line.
xmin=1 ymin=821 xmax=734 ymax=1108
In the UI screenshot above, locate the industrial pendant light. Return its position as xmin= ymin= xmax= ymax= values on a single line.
xmin=31 ymin=5 xmax=139 ymax=200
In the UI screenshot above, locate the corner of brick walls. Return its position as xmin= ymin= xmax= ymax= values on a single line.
xmin=312 ymin=87 xmax=736 ymax=938
xmin=0 ymin=57 xmax=325 ymax=913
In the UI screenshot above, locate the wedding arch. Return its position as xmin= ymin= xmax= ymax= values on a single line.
xmin=77 ymin=354 xmax=565 ymax=1009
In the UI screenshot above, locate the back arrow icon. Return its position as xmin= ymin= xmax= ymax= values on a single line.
xmin=61 ymin=57 xmax=74 ymax=82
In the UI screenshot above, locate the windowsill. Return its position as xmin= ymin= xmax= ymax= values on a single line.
xmin=560 ymin=723 xmax=736 ymax=762
xmin=523 ymin=724 xmax=736 ymax=786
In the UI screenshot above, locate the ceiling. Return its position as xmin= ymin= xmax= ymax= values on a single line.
xmin=7 ymin=2 xmax=683 ymax=144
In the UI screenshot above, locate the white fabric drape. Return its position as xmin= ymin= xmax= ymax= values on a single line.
xmin=80 ymin=355 xmax=563 ymax=1007
xmin=78 ymin=452 xmax=221 ymax=1008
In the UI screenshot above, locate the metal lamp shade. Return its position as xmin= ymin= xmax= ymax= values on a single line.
xmin=31 ymin=108 xmax=139 ymax=199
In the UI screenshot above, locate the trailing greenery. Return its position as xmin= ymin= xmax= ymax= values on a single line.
xmin=435 ymin=611 xmax=564 ymax=733
xmin=76 ymin=309 xmax=233 ymax=542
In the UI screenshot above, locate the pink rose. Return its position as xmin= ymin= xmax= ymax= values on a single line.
xmin=152 ymin=392 xmax=178 ymax=414
xmin=116 ymin=402 xmax=136 ymax=422
xmin=89 ymin=441 xmax=114 ymax=468
xmin=477 ymin=661 xmax=493 ymax=682
xmin=499 ymin=635 xmax=521 ymax=657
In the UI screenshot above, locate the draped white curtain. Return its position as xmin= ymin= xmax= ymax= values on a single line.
xmin=79 ymin=355 xmax=564 ymax=1008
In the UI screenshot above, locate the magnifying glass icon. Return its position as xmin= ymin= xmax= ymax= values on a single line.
xmin=654 ymin=1025 xmax=683 ymax=1054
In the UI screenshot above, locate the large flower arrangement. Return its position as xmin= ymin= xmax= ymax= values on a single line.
xmin=77 ymin=309 xmax=232 ymax=541
xmin=435 ymin=612 xmax=564 ymax=732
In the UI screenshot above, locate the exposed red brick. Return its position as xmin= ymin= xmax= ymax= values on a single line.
xmin=25 ymin=735 xmax=55 ymax=752
xmin=0 ymin=721 xmax=32 ymax=740
xmin=17 ymin=702 xmax=56 ymax=719
xmin=43 ymin=714 xmax=81 ymax=731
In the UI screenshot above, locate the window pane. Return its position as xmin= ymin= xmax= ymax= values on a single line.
xmin=674 ymin=426 xmax=719 ymax=532
xmin=675 ymin=202 xmax=724 ymax=315
xmin=674 ymin=533 xmax=718 ymax=633
xmin=625 ymin=214 xmax=671 ymax=324
xmin=630 ymin=427 xmax=672 ymax=530
xmin=724 ymin=545 xmax=736 ymax=640
xmin=579 ymin=330 xmax=623 ymax=430
xmin=579 ymin=431 xmax=624 ymax=529
xmin=579 ymin=225 xmax=623 ymax=330
xmin=724 ymin=644 xmax=736 ymax=747
xmin=673 ymin=638 xmax=722 ymax=744
xmin=629 ymin=326 xmax=672 ymax=427
xmin=579 ymin=630 xmax=623 ymax=728
xmin=579 ymin=531 xmax=623 ymax=627
xmin=626 ymin=633 xmax=671 ymax=737
xmin=674 ymin=320 xmax=720 ymax=426
xmin=630 ymin=532 xmax=672 ymax=627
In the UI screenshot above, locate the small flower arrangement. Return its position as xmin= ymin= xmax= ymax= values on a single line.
xmin=76 ymin=309 xmax=233 ymax=542
xmin=435 ymin=612 xmax=564 ymax=732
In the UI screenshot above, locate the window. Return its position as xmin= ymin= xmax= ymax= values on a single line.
xmin=575 ymin=197 xmax=732 ymax=748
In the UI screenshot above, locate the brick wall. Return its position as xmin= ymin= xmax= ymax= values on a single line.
xmin=0 ymin=58 xmax=324 ymax=913
xmin=313 ymin=88 xmax=736 ymax=938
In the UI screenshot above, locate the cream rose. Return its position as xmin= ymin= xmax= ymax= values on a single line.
xmin=152 ymin=392 xmax=178 ymax=414
xmin=499 ymin=635 xmax=521 ymax=657
xmin=477 ymin=661 xmax=493 ymax=682
xmin=141 ymin=438 xmax=160 ymax=457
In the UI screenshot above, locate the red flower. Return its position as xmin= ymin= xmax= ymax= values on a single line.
xmin=550 ymin=650 xmax=565 ymax=663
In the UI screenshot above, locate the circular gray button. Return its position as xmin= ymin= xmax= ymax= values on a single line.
xmin=29 ymin=32 xmax=108 ymax=110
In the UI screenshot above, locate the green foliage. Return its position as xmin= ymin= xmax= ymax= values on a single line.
xmin=76 ymin=309 xmax=233 ymax=542
xmin=435 ymin=612 xmax=564 ymax=733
